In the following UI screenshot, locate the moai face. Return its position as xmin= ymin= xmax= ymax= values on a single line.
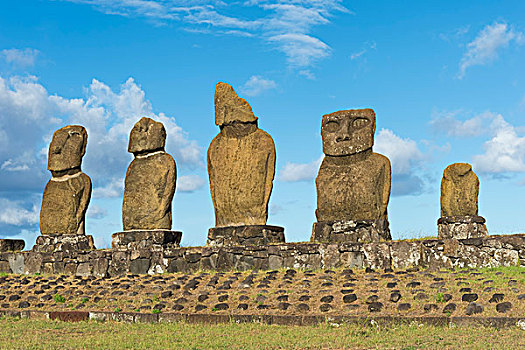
xmin=215 ymin=82 xmax=258 ymax=126
xmin=128 ymin=117 xmax=166 ymax=154
xmin=48 ymin=125 xmax=87 ymax=172
xmin=321 ymin=109 xmax=376 ymax=156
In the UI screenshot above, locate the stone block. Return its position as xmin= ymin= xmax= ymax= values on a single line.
xmin=112 ymin=230 xmax=182 ymax=250
xmin=8 ymin=253 xmax=25 ymax=274
xmin=391 ymin=241 xmax=421 ymax=269
xmin=0 ymin=239 xmax=25 ymax=252
xmin=32 ymin=234 xmax=95 ymax=253
xmin=437 ymin=216 xmax=488 ymax=239
xmin=311 ymin=220 xmax=391 ymax=243
xmin=207 ymin=225 xmax=285 ymax=247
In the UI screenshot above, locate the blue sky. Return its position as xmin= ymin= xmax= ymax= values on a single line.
xmin=0 ymin=0 xmax=524 ymax=248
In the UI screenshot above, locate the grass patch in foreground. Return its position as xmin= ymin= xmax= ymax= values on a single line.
xmin=0 ymin=318 xmax=523 ymax=349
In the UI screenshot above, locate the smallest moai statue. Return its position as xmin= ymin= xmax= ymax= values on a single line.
xmin=438 ymin=163 xmax=488 ymax=239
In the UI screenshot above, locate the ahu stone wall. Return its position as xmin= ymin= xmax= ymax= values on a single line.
xmin=0 ymin=234 xmax=523 ymax=277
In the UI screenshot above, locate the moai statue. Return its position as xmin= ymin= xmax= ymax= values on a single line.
xmin=113 ymin=117 xmax=182 ymax=251
xmin=37 ymin=125 xmax=95 ymax=252
xmin=206 ymin=82 xmax=284 ymax=246
xmin=311 ymin=109 xmax=392 ymax=243
xmin=437 ymin=163 xmax=488 ymax=239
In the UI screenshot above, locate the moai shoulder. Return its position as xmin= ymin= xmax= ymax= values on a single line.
xmin=313 ymin=109 xmax=391 ymax=242
xmin=207 ymin=82 xmax=283 ymax=246
xmin=40 ymin=125 xmax=92 ymax=236
xmin=122 ymin=117 xmax=177 ymax=231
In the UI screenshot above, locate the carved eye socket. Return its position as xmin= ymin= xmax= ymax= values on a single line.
xmin=352 ymin=117 xmax=369 ymax=128
xmin=324 ymin=121 xmax=339 ymax=133
xmin=69 ymin=131 xmax=81 ymax=137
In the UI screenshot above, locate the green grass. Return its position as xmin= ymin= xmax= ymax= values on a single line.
xmin=0 ymin=318 xmax=523 ymax=349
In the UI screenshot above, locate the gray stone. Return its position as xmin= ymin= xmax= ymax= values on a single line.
xmin=0 ymin=240 xmax=25 ymax=252
xmin=207 ymin=225 xmax=284 ymax=247
xmin=112 ymin=230 xmax=182 ymax=250
xmin=8 ymin=253 xmax=25 ymax=274
xmin=311 ymin=220 xmax=390 ymax=243
xmin=130 ymin=259 xmax=151 ymax=274
xmin=438 ymin=216 xmax=488 ymax=239
xmin=32 ymin=234 xmax=95 ymax=253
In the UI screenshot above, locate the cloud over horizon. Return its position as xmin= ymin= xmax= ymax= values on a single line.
xmin=458 ymin=22 xmax=524 ymax=79
xmin=62 ymin=0 xmax=348 ymax=71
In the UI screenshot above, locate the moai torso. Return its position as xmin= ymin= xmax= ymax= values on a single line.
xmin=316 ymin=152 xmax=390 ymax=221
xmin=40 ymin=125 xmax=91 ymax=235
xmin=208 ymin=82 xmax=276 ymax=227
xmin=441 ymin=163 xmax=479 ymax=217
xmin=122 ymin=117 xmax=176 ymax=231
xmin=315 ymin=109 xmax=391 ymax=222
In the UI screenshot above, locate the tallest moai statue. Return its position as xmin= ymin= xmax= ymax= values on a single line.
xmin=207 ymin=82 xmax=284 ymax=246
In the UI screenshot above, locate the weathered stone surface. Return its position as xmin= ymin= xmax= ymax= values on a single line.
xmin=0 ymin=233 xmax=523 ymax=276
xmin=207 ymin=225 xmax=284 ymax=247
xmin=32 ymin=234 xmax=95 ymax=253
xmin=311 ymin=220 xmax=389 ymax=243
xmin=208 ymin=82 xmax=276 ymax=228
xmin=40 ymin=125 xmax=91 ymax=235
xmin=438 ymin=216 xmax=488 ymax=239
xmin=0 ymin=239 xmax=25 ymax=252
xmin=441 ymin=163 xmax=479 ymax=217
xmin=112 ymin=230 xmax=182 ymax=250
xmin=314 ymin=109 xmax=391 ymax=242
xmin=123 ymin=117 xmax=177 ymax=231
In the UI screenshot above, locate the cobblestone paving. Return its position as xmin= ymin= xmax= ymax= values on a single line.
xmin=0 ymin=266 xmax=523 ymax=317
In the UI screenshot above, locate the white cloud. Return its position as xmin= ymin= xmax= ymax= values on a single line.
xmin=1 ymin=48 xmax=39 ymax=68
xmin=473 ymin=115 xmax=525 ymax=173
xmin=430 ymin=110 xmax=496 ymax=137
xmin=87 ymin=205 xmax=108 ymax=219
xmin=177 ymin=175 xmax=206 ymax=192
xmin=349 ymin=41 xmax=376 ymax=60
xmin=458 ymin=22 xmax=524 ymax=79
xmin=62 ymin=1 xmax=348 ymax=69
xmin=0 ymin=198 xmax=39 ymax=226
xmin=268 ymin=33 xmax=330 ymax=67
xmin=240 ymin=75 xmax=277 ymax=96
xmin=0 ymin=74 xmax=203 ymax=198
xmin=278 ymin=156 xmax=322 ymax=182
xmin=375 ymin=129 xmax=423 ymax=175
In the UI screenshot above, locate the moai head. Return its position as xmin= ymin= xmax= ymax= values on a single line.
xmin=215 ymin=82 xmax=258 ymax=126
xmin=128 ymin=117 xmax=166 ymax=155
xmin=445 ymin=163 xmax=473 ymax=182
xmin=321 ymin=109 xmax=376 ymax=156
xmin=48 ymin=125 xmax=87 ymax=172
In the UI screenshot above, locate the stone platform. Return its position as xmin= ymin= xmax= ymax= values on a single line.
xmin=112 ymin=230 xmax=182 ymax=250
xmin=311 ymin=220 xmax=391 ymax=243
xmin=438 ymin=216 xmax=488 ymax=239
xmin=32 ymin=234 xmax=95 ymax=253
xmin=207 ymin=225 xmax=285 ymax=246
xmin=0 ymin=233 xmax=523 ymax=277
